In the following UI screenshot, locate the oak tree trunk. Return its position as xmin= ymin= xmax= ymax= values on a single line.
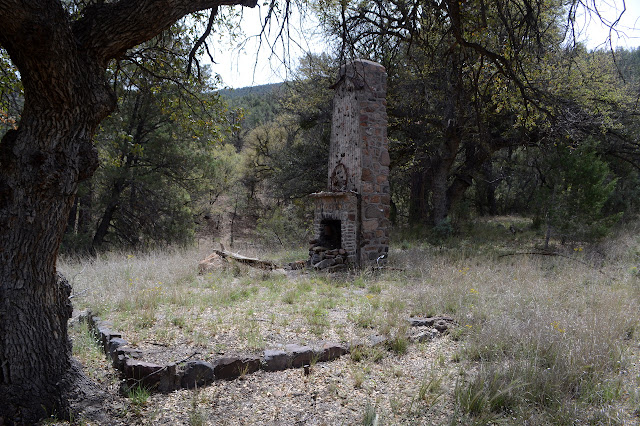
xmin=0 ymin=0 xmax=256 ymax=421
xmin=408 ymin=167 xmax=429 ymax=225
xmin=429 ymin=158 xmax=453 ymax=226
xmin=0 ymin=115 xmax=106 ymax=422
xmin=0 ymin=5 xmax=112 ymax=421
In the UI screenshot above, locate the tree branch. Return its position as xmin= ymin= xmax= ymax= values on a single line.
xmin=72 ymin=0 xmax=257 ymax=64
xmin=187 ymin=6 xmax=219 ymax=78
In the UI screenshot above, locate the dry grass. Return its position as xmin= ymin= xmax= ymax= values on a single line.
xmin=60 ymin=218 xmax=640 ymax=424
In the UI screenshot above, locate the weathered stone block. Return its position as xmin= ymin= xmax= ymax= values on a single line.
xmin=107 ymin=337 xmax=128 ymax=362
xmin=380 ymin=151 xmax=390 ymax=166
xmin=315 ymin=342 xmax=349 ymax=362
xmin=157 ymin=363 xmax=181 ymax=392
xmin=214 ymin=356 xmax=260 ymax=380
xmin=123 ymin=359 xmax=165 ymax=388
xmin=285 ymin=344 xmax=314 ymax=368
xmin=89 ymin=315 xmax=102 ymax=329
xmin=362 ymin=220 xmax=378 ymax=232
xmin=410 ymin=330 xmax=439 ymax=343
xmin=407 ymin=316 xmax=456 ymax=335
xmin=361 ymin=168 xmax=374 ymax=182
xmin=434 ymin=319 xmax=451 ymax=333
xmin=262 ymin=350 xmax=290 ymax=371
xmin=96 ymin=325 xmax=121 ymax=353
xmin=181 ymin=361 xmax=215 ymax=389
xmin=364 ymin=205 xmax=384 ymax=219
xmin=112 ymin=346 xmax=143 ymax=369
xmin=314 ymin=258 xmax=336 ymax=270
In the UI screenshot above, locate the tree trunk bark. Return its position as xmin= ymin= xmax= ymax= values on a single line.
xmin=0 ymin=116 xmax=103 ymax=422
xmin=408 ymin=167 xmax=428 ymax=225
xmin=66 ymin=194 xmax=79 ymax=234
xmin=483 ymin=161 xmax=498 ymax=216
xmin=0 ymin=19 xmax=112 ymax=421
xmin=91 ymin=177 xmax=129 ymax=253
xmin=427 ymin=121 xmax=461 ymax=227
xmin=429 ymin=158 xmax=453 ymax=226
xmin=0 ymin=0 xmax=258 ymax=420
xmin=78 ymin=183 xmax=93 ymax=237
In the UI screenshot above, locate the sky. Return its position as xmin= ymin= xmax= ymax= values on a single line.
xmin=209 ymin=1 xmax=640 ymax=89
xmin=575 ymin=0 xmax=640 ymax=50
xmin=208 ymin=7 xmax=325 ymax=89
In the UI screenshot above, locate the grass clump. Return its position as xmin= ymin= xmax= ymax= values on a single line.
xmin=188 ymin=388 xmax=207 ymax=426
xmin=71 ymin=321 xmax=104 ymax=365
xmin=126 ymin=385 xmax=151 ymax=406
xmin=408 ymin=366 xmax=447 ymax=415
xmin=305 ymin=305 xmax=330 ymax=336
xmin=350 ymin=345 xmax=385 ymax=363
xmin=385 ymin=334 xmax=409 ymax=354
xmin=454 ymin=365 xmax=524 ymax=420
xmin=362 ymin=400 xmax=381 ymax=426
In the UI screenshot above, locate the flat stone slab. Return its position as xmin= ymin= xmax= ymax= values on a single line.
xmin=181 ymin=361 xmax=215 ymax=389
xmin=410 ymin=330 xmax=439 ymax=343
xmin=262 ymin=350 xmax=289 ymax=371
xmin=214 ymin=356 xmax=261 ymax=380
xmin=407 ymin=316 xmax=455 ymax=328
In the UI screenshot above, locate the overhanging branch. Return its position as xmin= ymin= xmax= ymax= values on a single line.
xmin=72 ymin=0 xmax=257 ymax=64
xmin=187 ymin=6 xmax=219 ymax=79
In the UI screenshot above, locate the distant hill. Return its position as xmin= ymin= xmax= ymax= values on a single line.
xmin=217 ymin=82 xmax=285 ymax=100
xmin=216 ymin=82 xmax=290 ymax=131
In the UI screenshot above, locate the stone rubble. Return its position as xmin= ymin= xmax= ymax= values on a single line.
xmin=307 ymin=239 xmax=349 ymax=270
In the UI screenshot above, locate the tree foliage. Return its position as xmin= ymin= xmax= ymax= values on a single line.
xmin=0 ymin=49 xmax=21 ymax=133
xmin=63 ymin=27 xmax=238 ymax=253
xmin=536 ymin=139 xmax=621 ymax=243
xmin=312 ymin=0 xmax=638 ymax=230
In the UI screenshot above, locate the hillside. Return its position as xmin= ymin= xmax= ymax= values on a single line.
xmin=217 ymin=82 xmax=285 ymax=100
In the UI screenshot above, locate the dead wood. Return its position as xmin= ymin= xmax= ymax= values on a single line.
xmin=211 ymin=249 xmax=280 ymax=270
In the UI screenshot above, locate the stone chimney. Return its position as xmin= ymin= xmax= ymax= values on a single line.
xmin=309 ymin=59 xmax=390 ymax=269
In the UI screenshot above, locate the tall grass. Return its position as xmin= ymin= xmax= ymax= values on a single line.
xmin=389 ymin=219 xmax=640 ymax=423
xmin=60 ymin=219 xmax=640 ymax=423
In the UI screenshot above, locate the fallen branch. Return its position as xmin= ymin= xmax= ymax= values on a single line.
xmin=211 ymin=249 xmax=280 ymax=270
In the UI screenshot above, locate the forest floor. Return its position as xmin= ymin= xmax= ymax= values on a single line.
xmin=53 ymin=217 xmax=640 ymax=425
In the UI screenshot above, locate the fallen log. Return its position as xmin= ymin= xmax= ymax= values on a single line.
xmin=199 ymin=249 xmax=279 ymax=273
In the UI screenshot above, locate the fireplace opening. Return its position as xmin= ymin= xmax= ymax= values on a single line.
xmin=319 ymin=219 xmax=341 ymax=249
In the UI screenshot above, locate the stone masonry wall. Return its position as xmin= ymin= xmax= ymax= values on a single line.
xmin=311 ymin=192 xmax=359 ymax=265
xmin=314 ymin=59 xmax=390 ymax=268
